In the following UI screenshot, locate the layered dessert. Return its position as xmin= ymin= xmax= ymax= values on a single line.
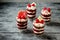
xmin=41 ymin=7 xmax=51 ymax=22
xmin=16 ymin=10 xmax=27 ymax=30
xmin=33 ymin=16 xmax=45 ymax=35
xmin=26 ymin=2 xmax=36 ymax=19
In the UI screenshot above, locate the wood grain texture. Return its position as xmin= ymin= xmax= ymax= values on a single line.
xmin=0 ymin=2 xmax=60 ymax=40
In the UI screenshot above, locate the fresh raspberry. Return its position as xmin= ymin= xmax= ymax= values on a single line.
xmin=43 ymin=7 xmax=47 ymax=10
xmin=27 ymin=4 xmax=31 ymax=7
xmin=47 ymin=8 xmax=51 ymax=12
xmin=17 ymin=11 xmax=23 ymax=18
xmin=36 ymin=19 xmax=40 ymax=23
xmin=17 ymin=10 xmax=27 ymax=19
xmin=40 ymin=20 xmax=44 ymax=24
xmin=32 ymin=4 xmax=35 ymax=6
xmin=21 ymin=15 xmax=26 ymax=19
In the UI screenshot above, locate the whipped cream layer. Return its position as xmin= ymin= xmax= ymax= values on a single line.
xmin=27 ymin=6 xmax=36 ymax=10
xmin=33 ymin=21 xmax=45 ymax=27
xmin=27 ymin=14 xmax=35 ymax=17
xmin=26 ymin=10 xmax=32 ymax=13
xmin=27 ymin=2 xmax=36 ymax=10
xmin=26 ymin=10 xmax=36 ymax=13
xmin=41 ymin=10 xmax=51 ymax=15
xmin=44 ymin=18 xmax=50 ymax=21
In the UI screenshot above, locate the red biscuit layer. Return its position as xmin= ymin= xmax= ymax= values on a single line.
xmin=17 ymin=21 xmax=27 ymax=24
xmin=18 ymin=26 xmax=27 ymax=29
xmin=34 ymin=32 xmax=44 ymax=35
xmin=17 ymin=23 xmax=27 ymax=26
xmin=27 ymin=13 xmax=36 ymax=15
xmin=33 ymin=28 xmax=44 ymax=32
xmin=17 ymin=25 xmax=27 ymax=28
xmin=41 ymin=14 xmax=51 ymax=17
xmin=27 ymin=9 xmax=36 ymax=12
xmin=42 ymin=16 xmax=51 ymax=19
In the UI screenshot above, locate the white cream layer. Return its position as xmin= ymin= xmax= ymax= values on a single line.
xmin=41 ymin=10 xmax=51 ymax=15
xmin=28 ymin=14 xmax=35 ymax=17
xmin=26 ymin=10 xmax=36 ymax=13
xmin=27 ymin=6 xmax=36 ymax=10
xmin=44 ymin=18 xmax=50 ymax=21
xmin=16 ymin=17 xmax=27 ymax=22
xmin=26 ymin=10 xmax=32 ymax=13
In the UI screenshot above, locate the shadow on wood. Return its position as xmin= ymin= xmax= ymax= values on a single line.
xmin=36 ymin=33 xmax=57 ymax=40
xmin=46 ymin=21 xmax=60 ymax=27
